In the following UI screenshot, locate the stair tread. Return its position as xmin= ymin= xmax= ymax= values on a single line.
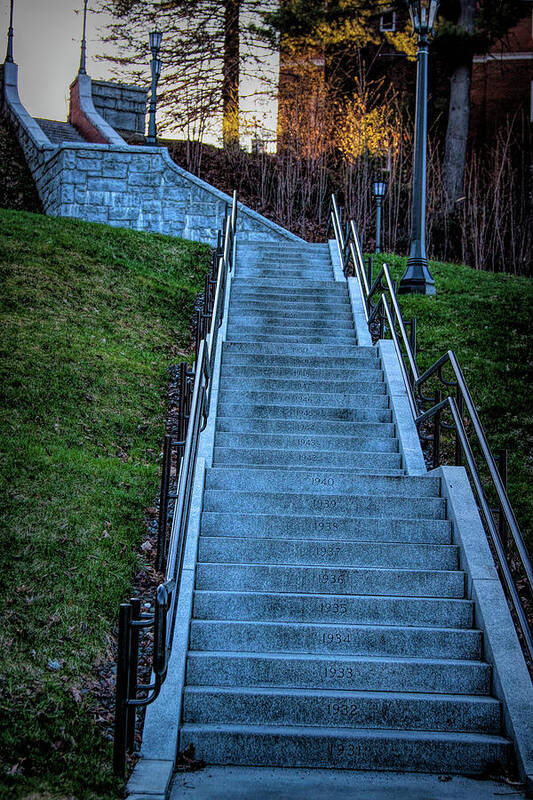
xmin=184 ymin=685 xmax=497 ymax=703
xmin=180 ymin=722 xmax=509 ymax=745
xmin=188 ymin=650 xmax=487 ymax=667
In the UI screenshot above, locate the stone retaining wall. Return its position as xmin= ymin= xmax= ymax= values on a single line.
xmin=1 ymin=63 xmax=302 ymax=245
xmin=91 ymin=80 xmax=147 ymax=138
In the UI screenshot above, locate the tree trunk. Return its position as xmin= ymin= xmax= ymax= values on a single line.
xmin=441 ymin=0 xmax=476 ymax=214
xmin=223 ymin=0 xmax=240 ymax=148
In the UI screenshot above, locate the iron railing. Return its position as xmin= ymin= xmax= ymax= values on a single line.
xmin=329 ymin=194 xmax=533 ymax=665
xmin=113 ymin=191 xmax=237 ymax=776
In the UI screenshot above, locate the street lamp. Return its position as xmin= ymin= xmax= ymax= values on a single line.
xmin=373 ymin=178 xmax=387 ymax=254
xmin=399 ymin=0 xmax=439 ymax=295
xmin=146 ymin=30 xmax=163 ymax=146
xmin=5 ymin=0 xmax=14 ymax=63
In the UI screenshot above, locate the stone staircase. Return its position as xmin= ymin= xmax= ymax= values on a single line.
xmin=34 ymin=118 xmax=86 ymax=144
xmin=178 ymin=241 xmax=511 ymax=774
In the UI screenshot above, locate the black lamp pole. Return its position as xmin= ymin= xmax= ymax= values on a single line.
xmin=79 ymin=0 xmax=88 ymax=75
xmin=373 ymin=179 xmax=387 ymax=254
xmin=6 ymin=0 xmax=14 ymax=63
xmin=146 ymin=31 xmax=162 ymax=145
xmin=399 ymin=0 xmax=439 ymax=295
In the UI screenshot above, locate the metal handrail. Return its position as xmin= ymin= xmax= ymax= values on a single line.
xmin=416 ymin=395 xmax=533 ymax=661
xmin=113 ymin=190 xmax=238 ymax=776
xmin=415 ymin=351 xmax=533 ymax=596
xmin=328 ymin=192 xmax=533 ymax=666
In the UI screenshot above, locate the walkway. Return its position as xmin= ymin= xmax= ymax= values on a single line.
xmin=171 ymin=766 xmax=526 ymax=799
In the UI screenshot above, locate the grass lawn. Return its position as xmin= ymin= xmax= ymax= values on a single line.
xmin=0 ymin=209 xmax=210 ymax=799
xmin=374 ymin=253 xmax=533 ymax=549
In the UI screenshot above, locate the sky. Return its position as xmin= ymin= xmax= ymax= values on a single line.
xmin=1 ymin=0 xmax=115 ymax=120
xmin=0 ymin=0 xmax=279 ymax=147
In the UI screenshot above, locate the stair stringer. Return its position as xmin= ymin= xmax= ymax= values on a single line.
xmin=126 ymin=258 xmax=235 ymax=797
xmin=436 ymin=465 xmax=533 ymax=793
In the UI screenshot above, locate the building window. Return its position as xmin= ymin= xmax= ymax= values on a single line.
xmin=380 ymin=11 xmax=396 ymax=32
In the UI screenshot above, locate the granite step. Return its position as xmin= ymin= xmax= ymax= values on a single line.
xmin=212 ymin=447 xmax=402 ymax=472
xmin=215 ymin=417 xmax=395 ymax=436
xmin=182 ymin=686 xmax=501 ymax=734
xmin=216 ymin=389 xmax=388 ymax=409
xmin=229 ymin=308 xmax=354 ymax=322
xmin=189 ymin=620 xmax=481 ymax=660
xmin=195 ymin=563 xmax=463 ymax=597
xmin=178 ymin=723 xmax=509 ymax=773
xmin=204 ymin=469 xmax=440 ymax=497
xmin=199 ymin=514 xmax=452 ymax=544
xmin=197 ymin=537 xmax=458 ymax=570
xmin=186 ymin=651 xmax=491 ymax=695
xmin=229 ymin=295 xmax=350 ymax=309
xmin=192 ymin=591 xmax=471 ymax=627
xmin=227 ymin=316 xmax=355 ymax=331
xmin=220 ymin=365 xmax=385 ymax=382
xmin=202 ymin=492 xmax=445 ymax=520
xmin=222 ymin=349 xmax=377 ymax=365
xmin=214 ymin=431 xmax=397 ymax=452
xmin=230 ymin=287 xmax=348 ymax=300
xmin=218 ymin=377 xmax=385 ymax=394
xmin=227 ymin=333 xmax=357 ymax=346
xmin=215 ymin=403 xmax=393 ymax=423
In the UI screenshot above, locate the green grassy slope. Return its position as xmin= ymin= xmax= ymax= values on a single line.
xmin=0 ymin=209 xmax=210 ymax=799
xmin=376 ymin=253 xmax=533 ymax=548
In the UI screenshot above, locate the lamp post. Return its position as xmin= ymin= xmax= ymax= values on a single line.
xmin=373 ymin=178 xmax=387 ymax=254
xmin=79 ymin=0 xmax=88 ymax=75
xmin=5 ymin=0 xmax=14 ymax=63
xmin=399 ymin=0 xmax=439 ymax=295
xmin=146 ymin=30 xmax=163 ymax=145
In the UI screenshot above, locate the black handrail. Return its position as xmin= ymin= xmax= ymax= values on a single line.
xmin=328 ymin=193 xmax=533 ymax=666
xmin=113 ymin=191 xmax=238 ymax=776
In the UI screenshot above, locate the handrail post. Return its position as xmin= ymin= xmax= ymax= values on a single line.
xmin=433 ymin=389 xmax=441 ymax=469
xmin=113 ymin=602 xmax=132 ymax=776
xmin=499 ymin=448 xmax=508 ymax=552
xmin=330 ymin=195 xmax=345 ymax=271
xmin=455 ymin=391 xmax=463 ymax=466
xmin=409 ymin=318 xmax=417 ymax=363
xmin=127 ymin=598 xmax=141 ymax=753
xmin=156 ymin=434 xmax=172 ymax=571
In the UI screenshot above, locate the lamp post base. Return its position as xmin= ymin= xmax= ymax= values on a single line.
xmin=399 ymin=257 xmax=436 ymax=295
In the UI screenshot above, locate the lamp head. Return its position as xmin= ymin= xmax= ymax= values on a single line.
xmin=407 ymin=0 xmax=439 ymax=36
xmin=373 ymin=180 xmax=387 ymax=198
xmin=149 ymin=30 xmax=163 ymax=52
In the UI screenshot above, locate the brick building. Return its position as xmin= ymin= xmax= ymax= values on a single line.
xmin=277 ymin=3 xmax=533 ymax=149
xmin=470 ymin=9 xmax=533 ymax=136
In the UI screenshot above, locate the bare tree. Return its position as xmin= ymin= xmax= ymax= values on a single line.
xmin=97 ymin=0 xmax=275 ymax=145
xmin=223 ymin=0 xmax=240 ymax=147
xmin=441 ymin=0 xmax=475 ymax=213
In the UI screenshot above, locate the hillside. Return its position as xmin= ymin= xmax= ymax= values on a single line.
xmin=0 ymin=209 xmax=210 ymax=799
xmin=0 ymin=117 xmax=42 ymax=214
xmin=382 ymin=253 xmax=533 ymax=548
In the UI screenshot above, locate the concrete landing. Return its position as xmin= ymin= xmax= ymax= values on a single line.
xmin=168 ymin=766 xmax=525 ymax=800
